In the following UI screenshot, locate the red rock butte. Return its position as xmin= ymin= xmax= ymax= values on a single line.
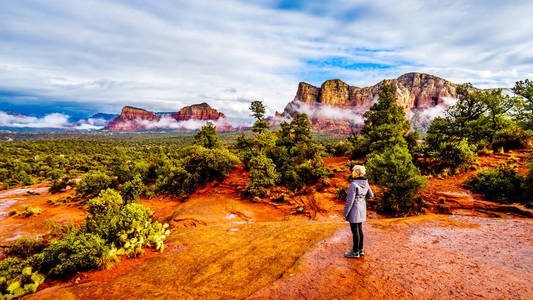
xmin=277 ymin=72 xmax=458 ymax=133
xmin=104 ymin=103 xmax=233 ymax=131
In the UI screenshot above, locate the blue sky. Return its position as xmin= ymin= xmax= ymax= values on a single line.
xmin=0 ymin=0 xmax=532 ymax=124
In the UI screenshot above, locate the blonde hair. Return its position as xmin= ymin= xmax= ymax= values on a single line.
xmin=352 ymin=165 xmax=366 ymax=177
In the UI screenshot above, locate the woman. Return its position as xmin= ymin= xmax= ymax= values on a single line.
xmin=343 ymin=165 xmax=373 ymax=258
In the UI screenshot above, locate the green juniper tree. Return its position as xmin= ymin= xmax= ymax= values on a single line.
xmin=250 ymin=100 xmax=270 ymax=133
xmin=358 ymin=83 xmax=411 ymax=155
xmin=119 ymin=174 xmax=144 ymax=203
xmin=366 ymin=145 xmax=427 ymax=216
xmin=513 ymin=79 xmax=533 ymax=130
xmin=425 ymin=83 xmax=528 ymax=168
xmin=359 ymin=84 xmax=426 ymax=215
xmin=192 ymin=122 xmax=222 ymax=149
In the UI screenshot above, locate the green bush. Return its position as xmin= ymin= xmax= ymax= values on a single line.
xmin=154 ymin=166 xmax=192 ymax=196
xmin=85 ymin=189 xmax=123 ymax=242
xmin=32 ymin=232 xmax=108 ymax=279
xmin=76 ymin=170 xmax=113 ymax=199
xmin=4 ymin=237 xmax=48 ymax=259
xmin=48 ymin=177 xmax=71 ymax=194
xmin=85 ymin=189 xmax=169 ymax=254
xmin=322 ymin=141 xmax=352 ymax=157
xmin=180 ymin=146 xmax=240 ymax=182
xmin=0 ymin=258 xmax=24 ymax=283
xmin=366 ymin=145 xmax=427 ymax=216
xmin=428 ymin=138 xmax=477 ymax=172
xmin=12 ymin=205 xmax=42 ymax=217
xmin=0 ymin=259 xmax=45 ymax=299
xmin=154 ymin=146 xmax=240 ymax=196
xmin=335 ymin=187 xmax=347 ymax=200
xmin=119 ymin=175 xmax=144 ymax=203
xmin=0 ymin=188 xmax=169 ymax=293
xmin=192 ymin=122 xmax=222 ymax=149
xmin=465 ymin=162 xmax=527 ymax=204
xmin=247 ymin=153 xmax=279 ymax=197
xmin=491 ymin=123 xmax=531 ymax=151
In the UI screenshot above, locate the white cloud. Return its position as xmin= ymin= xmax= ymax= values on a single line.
xmin=284 ymin=100 xmax=365 ymax=124
xmin=0 ymin=0 xmax=532 ymax=119
xmin=0 ymin=112 xmax=70 ymax=128
xmin=121 ymin=117 xmax=241 ymax=131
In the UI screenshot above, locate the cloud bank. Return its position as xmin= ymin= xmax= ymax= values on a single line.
xmin=0 ymin=111 xmax=107 ymax=130
xmin=283 ymin=100 xmax=365 ymax=124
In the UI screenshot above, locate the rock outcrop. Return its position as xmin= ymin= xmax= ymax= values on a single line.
xmin=171 ymin=103 xmax=226 ymax=121
xmin=104 ymin=106 xmax=160 ymax=131
xmin=104 ymin=104 xmax=233 ymax=131
xmin=278 ymin=72 xmax=458 ymax=133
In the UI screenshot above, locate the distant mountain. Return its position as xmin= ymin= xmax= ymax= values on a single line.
xmin=89 ymin=113 xmax=118 ymax=121
xmin=103 ymin=103 xmax=234 ymax=132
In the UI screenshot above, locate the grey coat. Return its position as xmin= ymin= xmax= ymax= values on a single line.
xmin=343 ymin=178 xmax=374 ymax=223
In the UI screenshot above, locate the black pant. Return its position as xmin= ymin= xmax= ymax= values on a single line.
xmin=350 ymin=222 xmax=363 ymax=251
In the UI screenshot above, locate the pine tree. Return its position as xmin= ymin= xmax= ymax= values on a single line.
xmin=512 ymin=79 xmax=533 ymax=130
xmin=360 ymin=83 xmax=411 ymax=153
xmin=366 ymin=145 xmax=427 ymax=216
xmin=250 ymin=100 xmax=269 ymax=133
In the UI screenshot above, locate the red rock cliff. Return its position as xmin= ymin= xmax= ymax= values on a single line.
xmin=104 ymin=106 xmax=160 ymax=131
xmin=170 ymin=103 xmax=226 ymax=121
xmin=279 ymin=72 xmax=458 ymax=133
xmin=104 ymin=103 xmax=233 ymax=131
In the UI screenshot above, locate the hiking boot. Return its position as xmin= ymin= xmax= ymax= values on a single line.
xmin=344 ymin=250 xmax=360 ymax=258
xmin=358 ymin=249 xmax=365 ymax=256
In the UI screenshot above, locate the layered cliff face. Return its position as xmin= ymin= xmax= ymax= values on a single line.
xmin=279 ymin=72 xmax=458 ymax=133
xmin=104 ymin=106 xmax=160 ymax=131
xmin=104 ymin=104 xmax=233 ymax=131
xmin=171 ymin=103 xmax=226 ymax=121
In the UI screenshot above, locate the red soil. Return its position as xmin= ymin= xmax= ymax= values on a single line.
xmin=249 ymin=215 xmax=533 ymax=299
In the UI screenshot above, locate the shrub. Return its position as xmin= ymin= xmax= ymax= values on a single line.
xmin=491 ymin=123 xmax=531 ymax=151
xmin=48 ymin=177 xmax=72 ymax=194
xmin=76 ymin=170 xmax=113 ymax=199
xmin=154 ymin=166 xmax=192 ymax=196
xmin=247 ymin=153 xmax=279 ymax=197
xmin=428 ymin=138 xmax=477 ymax=172
xmin=0 ymin=259 xmax=45 ymax=299
xmin=32 ymin=232 xmax=108 ymax=279
xmin=4 ymin=237 xmax=48 ymax=259
xmin=154 ymin=146 xmax=240 ymax=196
xmin=119 ymin=175 xmax=144 ymax=203
xmin=85 ymin=189 xmax=123 ymax=242
xmin=192 ymin=122 xmax=222 ymax=149
xmin=13 ymin=205 xmax=42 ymax=217
xmin=180 ymin=146 xmax=240 ymax=182
xmin=335 ymin=187 xmax=347 ymax=201
xmin=85 ymin=189 xmax=169 ymax=254
xmin=465 ymin=162 xmax=527 ymax=204
xmin=366 ymin=145 xmax=427 ymax=216
xmin=0 ymin=258 xmax=24 ymax=282
xmin=296 ymin=156 xmax=329 ymax=184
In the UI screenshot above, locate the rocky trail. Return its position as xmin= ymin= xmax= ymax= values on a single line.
xmin=0 ymin=151 xmax=531 ymax=299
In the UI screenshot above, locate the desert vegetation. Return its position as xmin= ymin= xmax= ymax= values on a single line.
xmin=236 ymin=101 xmax=328 ymax=197
xmin=0 ymin=189 xmax=168 ymax=298
xmin=0 ymin=79 xmax=531 ymax=298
